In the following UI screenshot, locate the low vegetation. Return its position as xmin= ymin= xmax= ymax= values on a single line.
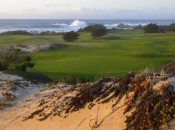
xmin=144 ymin=23 xmax=159 ymax=33
xmin=91 ymin=24 xmax=108 ymax=38
xmin=168 ymin=23 xmax=175 ymax=32
xmin=0 ymin=48 xmax=35 ymax=72
xmin=125 ymin=83 xmax=175 ymax=130
xmin=0 ymin=30 xmax=32 ymax=35
xmin=80 ymin=24 xmax=108 ymax=38
xmin=63 ymin=31 xmax=79 ymax=42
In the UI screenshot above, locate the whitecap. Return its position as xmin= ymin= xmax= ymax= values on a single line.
xmin=70 ymin=20 xmax=88 ymax=28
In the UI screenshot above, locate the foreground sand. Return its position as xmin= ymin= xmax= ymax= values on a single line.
xmin=0 ymin=72 xmax=175 ymax=130
xmin=0 ymin=84 xmax=129 ymax=130
xmin=2 ymin=99 xmax=127 ymax=130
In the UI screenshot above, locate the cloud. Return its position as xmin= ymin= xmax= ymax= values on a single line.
xmin=1 ymin=6 xmax=175 ymax=19
xmin=63 ymin=4 xmax=71 ymax=6
xmin=51 ymin=7 xmax=175 ymax=19
xmin=45 ymin=3 xmax=71 ymax=7
xmin=23 ymin=9 xmax=38 ymax=12
xmin=160 ymin=7 xmax=169 ymax=10
xmin=54 ymin=7 xmax=151 ymax=19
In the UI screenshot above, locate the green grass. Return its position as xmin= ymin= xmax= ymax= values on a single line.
xmin=1 ymin=30 xmax=175 ymax=80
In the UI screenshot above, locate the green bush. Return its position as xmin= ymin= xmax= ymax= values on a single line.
xmin=0 ymin=48 xmax=35 ymax=72
xmin=168 ymin=23 xmax=175 ymax=32
xmin=63 ymin=31 xmax=79 ymax=42
xmin=15 ymin=62 xmax=35 ymax=71
xmin=79 ymin=26 xmax=94 ymax=32
xmin=0 ymin=63 xmax=7 ymax=70
xmin=79 ymin=24 xmax=108 ymax=38
xmin=158 ymin=25 xmax=168 ymax=33
xmin=59 ymin=76 xmax=88 ymax=85
xmin=144 ymin=23 xmax=159 ymax=33
xmin=91 ymin=24 xmax=108 ymax=38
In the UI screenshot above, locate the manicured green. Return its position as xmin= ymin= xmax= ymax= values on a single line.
xmin=0 ymin=30 xmax=175 ymax=80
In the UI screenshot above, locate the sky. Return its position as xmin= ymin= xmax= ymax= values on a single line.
xmin=0 ymin=0 xmax=175 ymax=19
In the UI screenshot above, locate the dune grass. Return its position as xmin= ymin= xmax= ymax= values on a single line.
xmin=0 ymin=30 xmax=175 ymax=80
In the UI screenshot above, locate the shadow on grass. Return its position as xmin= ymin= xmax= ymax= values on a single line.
xmin=134 ymin=53 xmax=175 ymax=58
xmin=103 ymin=36 xmax=123 ymax=40
xmin=39 ymin=72 xmax=125 ymax=82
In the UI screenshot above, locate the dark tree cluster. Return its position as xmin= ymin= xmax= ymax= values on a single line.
xmin=90 ymin=24 xmax=108 ymax=38
xmin=63 ymin=31 xmax=79 ymax=42
xmin=80 ymin=24 xmax=108 ymax=38
xmin=168 ymin=23 xmax=175 ymax=32
xmin=144 ymin=23 xmax=159 ymax=33
xmin=63 ymin=25 xmax=108 ymax=42
xmin=144 ymin=23 xmax=175 ymax=33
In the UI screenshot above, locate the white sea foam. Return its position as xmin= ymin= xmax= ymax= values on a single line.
xmin=104 ymin=24 xmax=118 ymax=29
xmin=52 ymin=23 xmax=68 ymax=26
xmin=51 ymin=20 xmax=88 ymax=31
xmin=70 ymin=20 xmax=88 ymax=28
xmin=104 ymin=23 xmax=147 ymax=29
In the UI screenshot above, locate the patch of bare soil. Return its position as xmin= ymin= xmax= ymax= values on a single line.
xmin=8 ymin=43 xmax=67 ymax=52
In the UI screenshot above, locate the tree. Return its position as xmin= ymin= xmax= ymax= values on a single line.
xmin=78 ymin=24 xmax=108 ymax=38
xmin=144 ymin=23 xmax=159 ymax=33
xmin=158 ymin=25 xmax=168 ymax=33
xmin=79 ymin=25 xmax=94 ymax=32
xmin=63 ymin=31 xmax=79 ymax=42
xmin=90 ymin=24 xmax=108 ymax=38
xmin=168 ymin=23 xmax=175 ymax=32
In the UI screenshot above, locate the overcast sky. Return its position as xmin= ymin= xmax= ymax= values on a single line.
xmin=0 ymin=0 xmax=175 ymax=19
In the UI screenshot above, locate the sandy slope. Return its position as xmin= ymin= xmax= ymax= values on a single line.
xmin=0 ymin=72 xmax=174 ymax=130
xmin=0 ymin=91 xmax=129 ymax=130
xmin=0 ymin=74 xmax=130 ymax=130
xmin=0 ymin=72 xmax=47 ymax=130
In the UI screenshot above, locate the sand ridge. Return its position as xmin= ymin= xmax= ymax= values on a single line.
xmin=0 ymin=72 xmax=174 ymax=130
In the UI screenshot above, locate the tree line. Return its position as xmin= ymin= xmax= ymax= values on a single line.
xmin=144 ymin=23 xmax=175 ymax=33
xmin=63 ymin=23 xmax=175 ymax=42
xmin=63 ymin=24 xmax=108 ymax=42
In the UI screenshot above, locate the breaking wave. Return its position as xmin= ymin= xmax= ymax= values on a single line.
xmin=70 ymin=20 xmax=88 ymax=28
xmin=51 ymin=20 xmax=88 ymax=32
xmin=104 ymin=23 xmax=147 ymax=29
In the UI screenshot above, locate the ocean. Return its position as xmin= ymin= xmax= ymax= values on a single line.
xmin=0 ymin=19 xmax=175 ymax=33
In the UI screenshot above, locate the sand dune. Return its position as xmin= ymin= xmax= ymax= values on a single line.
xmin=0 ymin=72 xmax=174 ymax=130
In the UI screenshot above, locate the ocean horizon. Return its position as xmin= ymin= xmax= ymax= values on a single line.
xmin=0 ymin=19 xmax=175 ymax=33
